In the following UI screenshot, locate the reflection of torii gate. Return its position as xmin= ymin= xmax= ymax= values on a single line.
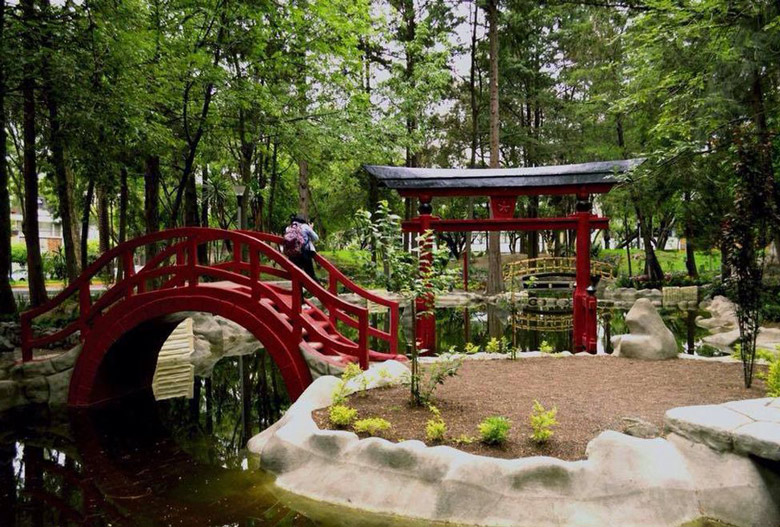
xmin=365 ymin=159 xmax=643 ymax=354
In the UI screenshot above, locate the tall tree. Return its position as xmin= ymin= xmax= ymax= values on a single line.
xmin=21 ymin=0 xmax=47 ymax=306
xmin=40 ymin=0 xmax=78 ymax=282
xmin=0 ymin=0 xmax=16 ymax=314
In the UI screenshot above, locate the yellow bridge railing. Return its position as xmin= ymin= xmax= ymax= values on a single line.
xmin=505 ymin=257 xmax=614 ymax=283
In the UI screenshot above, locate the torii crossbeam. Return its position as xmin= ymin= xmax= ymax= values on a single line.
xmin=365 ymin=158 xmax=644 ymax=354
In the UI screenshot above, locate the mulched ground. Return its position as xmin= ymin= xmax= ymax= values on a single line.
xmin=312 ymin=357 xmax=767 ymax=461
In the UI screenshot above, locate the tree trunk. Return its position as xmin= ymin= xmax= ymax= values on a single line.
xmin=0 ymin=0 xmax=15 ymax=314
xmin=80 ymin=178 xmax=93 ymax=272
xmin=267 ymin=140 xmax=278 ymax=231
xmin=21 ymin=0 xmax=47 ymax=307
xmin=184 ymin=164 xmax=199 ymax=227
xmin=144 ymin=156 xmax=161 ymax=262
xmin=683 ymin=190 xmax=698 ymax=278
xmin=96 ymin=183 xmax=111 ymax=279
xmin=635 ymin=205 xmax=663 ymax=281
xmin=40 ymin=0 xmax=78 ymax=283
xmin=486 ymin=0 xmax=502 ymax=340
xmin=297 ymin=159 xmax=310 ymax=219
xmin=118 ymin=167 xmax=129 ymax=277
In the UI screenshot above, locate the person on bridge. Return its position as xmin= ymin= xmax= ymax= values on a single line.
xmin=283 ymin=215 xmax=319 ymax=285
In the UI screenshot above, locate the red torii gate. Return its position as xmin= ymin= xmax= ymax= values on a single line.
xmin=365 ymin=158 xmax=644 ymax=354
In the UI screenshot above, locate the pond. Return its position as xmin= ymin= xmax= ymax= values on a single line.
xmin=0 ymin=355 xmax=439 ymax=527
xmin=430 ymin=304 xmax=717 ymax=356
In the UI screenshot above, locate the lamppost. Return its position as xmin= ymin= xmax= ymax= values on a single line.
xmin=233 ymin=183 xmax=247 ymax=231
xmin=232 ymin=182 xmax=251 ymax=443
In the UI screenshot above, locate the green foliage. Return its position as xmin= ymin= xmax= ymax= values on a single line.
xmin=353 ymin=417 xmax=391 ymax=436
xmin=408 ymin=354 xmax=463 ymax=406
xmin=452 ymin=434 xmax=475 ymax=445
xmin=331 ymin=379 xmax=350 ymax=406
xmin=766 ymin=359 xmax=780 ymax=398
xmin=329 ymin=405 xmax=358 ymax=427
xmin=10 ymin=243 xmax=27 ymax=266
xmin=478 ymin=416 xmax=512 ymax=446
xmin=341 ymin=363 xmax=363 ymax=381
xmin=732 ymin=345 xmax=775 ymax=364
xmin=485 ymin=337 xmax=501 ymax=353
xmin=425 ymin=405 xmax=446 ymax=443
xmin=529 ymin=400 xmax=558 ymax=444
xmin=464 ymin=342 xmax=481 ymax=355
xmin=539 ymin=340 xmax=554 ymax=354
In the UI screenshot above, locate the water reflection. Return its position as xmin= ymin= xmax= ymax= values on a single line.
xmin=434 ymin=304 xmax=716 ymax=355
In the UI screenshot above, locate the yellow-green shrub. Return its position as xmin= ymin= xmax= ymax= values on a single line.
xmin=529 ymin=400 xmax=558 ymax=443
xmin=353 ymin=417 xmax=392 ymax=436
xmin=478 ymin=416 xmax=511 ymax=445
xmin=329 ymin=405 xmax=358 ymax=427
xmin=425 ymin=405 xmax=446 ymax=442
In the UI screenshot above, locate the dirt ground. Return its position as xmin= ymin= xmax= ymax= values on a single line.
xmin=313 ymin=357 xmax=767 ymax=460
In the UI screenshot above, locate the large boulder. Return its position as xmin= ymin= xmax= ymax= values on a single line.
xmin=612 ymin=298 xmax=678 ymax=360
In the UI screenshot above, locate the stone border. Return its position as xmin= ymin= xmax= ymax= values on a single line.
xmin=249 ymin=360 xmax=780 ymax=527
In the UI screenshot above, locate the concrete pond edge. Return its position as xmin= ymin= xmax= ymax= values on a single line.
xmin=248 ymin=359 xmax=780 ymax=527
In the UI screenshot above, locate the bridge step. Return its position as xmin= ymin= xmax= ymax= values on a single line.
xmin=152 ymin=318 xmax=195 ymax=401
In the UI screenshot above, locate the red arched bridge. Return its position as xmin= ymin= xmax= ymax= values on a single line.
xmin=20 ymin=228 xmax=400 ymax=407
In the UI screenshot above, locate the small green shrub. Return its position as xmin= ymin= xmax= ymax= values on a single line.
xmin=408 ymin=354 xmax=463 ymax=406
xmin=696 ymin=344 xmax=722 ymax=357
xmin=464 ymin=342 xmax=480 ymax=355
xmin=539 ymin=340 xmax=554 ymax=354
xmin=329 ymin=405 xmax=358 ymax=427
xmin=529 ymin=400 xmax=558 ymax=444
xmin=331 ymin=380 xmax=349 ymax=405
xmin=452 ymin=434 xmax=475 ymax=445
xmin=766 ymin=358 xmax=780 ymax=397
xmin=353 ymin=417 xmax=392 ymax=436
xmin=425 ymin=405 xmax=446 ymax=442
xmin=485 ymin=337 xmax=501 ymax=353
xmin=478 ymin=416 xmax=512 ymax=445
xmin=342 ymin=362 xmax=363 ymax=381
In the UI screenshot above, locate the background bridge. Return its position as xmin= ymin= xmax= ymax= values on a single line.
xmin=20 ymin=228 xmax=400 ymax=407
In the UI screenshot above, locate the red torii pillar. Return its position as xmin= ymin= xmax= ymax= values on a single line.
xmin=572 ymin=193 xmax=598 ymax=354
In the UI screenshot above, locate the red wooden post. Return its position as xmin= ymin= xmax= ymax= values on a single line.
xmin=291 ymin=275 xmax=302 ymax=344
xmin=416 ymin=196 xmax=436 ymax=353
xmin=358 ymin=311 xmax=369 ymax=370
xmin=573 ymin=193 xmax=597 ymax=353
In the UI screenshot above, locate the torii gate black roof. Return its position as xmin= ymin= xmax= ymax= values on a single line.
xmin=364 ymin=158 xmax=644 ymax=196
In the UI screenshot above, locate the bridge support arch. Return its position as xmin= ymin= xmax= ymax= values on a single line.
xmin=68 ymin=288 xmax=312 ymax=408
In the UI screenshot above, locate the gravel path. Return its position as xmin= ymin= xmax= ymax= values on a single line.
xmin=313 ymin=357 xmax=767 ymax=460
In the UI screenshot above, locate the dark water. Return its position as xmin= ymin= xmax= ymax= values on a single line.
xmin=0 ymin=356 xmax=438 ymax=527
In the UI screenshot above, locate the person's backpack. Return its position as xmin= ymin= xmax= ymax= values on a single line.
xmin=283 ymin=223 xmax=305 ymax=257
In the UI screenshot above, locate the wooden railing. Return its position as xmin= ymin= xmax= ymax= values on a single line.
xmin=21 ymin=228 xmax=398 ymax=367
xmin=505 ymin=256 xmax=614 ymax=282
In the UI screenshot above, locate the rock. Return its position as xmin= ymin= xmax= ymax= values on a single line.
xmin=703 ymin=327 xmax=780 ymax=354
xmin=664 ymin=403 xmax=759 ymax=453
xmin=10 ymin=358 xmax=56 ymax=380
xmin=0 ymin=335 xmax=13 ymax=352
xmin=621 ymin=417 xmax=661 ymax=439
xmin=613 ymin=298 xmax=678 ymax=360
xmin=50 ymin=344 xmax=82 ymax=372
xmin=20 ymin=376 xmax=49 ymax=404
xmin=0 ymin=380 xmax=22 ymax=412
xmin=696 ymin=295 xmax=737 ymax=333
xmin=46 ymin=369 xmax=73 ymax=406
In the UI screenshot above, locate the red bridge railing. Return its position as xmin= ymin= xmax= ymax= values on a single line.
xmin=243 ymin=231 xmax=400 ymax=356
xmin=20 ymin=228 xmax=399 ymax=367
